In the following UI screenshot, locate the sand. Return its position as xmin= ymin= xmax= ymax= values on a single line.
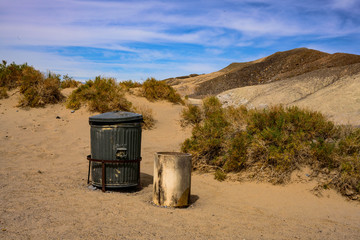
xmin=1 ymin=91 xmax=360 ymax=239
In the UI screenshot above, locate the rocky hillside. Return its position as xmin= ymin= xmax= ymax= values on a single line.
xmin=167 ymin=48 xmax=360 ymax=98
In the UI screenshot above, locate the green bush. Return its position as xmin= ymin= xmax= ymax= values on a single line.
xmin=60 ymin=74 xmax=80 ymax=88
xmin=181 ymin=97 xmax=228 ymax=169
xmin=141 ymin=77 xmax=184 ymax=104
xmin=181 ymin=98 xmax=360 ymax=199
xmin=66 ymin=76 xmax=132 ymax=113
xmin=180 ymin=104 xmax=202 ymax=127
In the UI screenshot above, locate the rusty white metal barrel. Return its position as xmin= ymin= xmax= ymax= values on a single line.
xmin=153 ymin=152 xmax=192 ymax=207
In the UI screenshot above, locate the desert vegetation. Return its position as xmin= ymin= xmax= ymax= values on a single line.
xmin=1 ymin=60 xmax=157 ymax=129
xmin=133 ymin=105 xmax=156 ymax=130
xmin=0 ymin=60 xmax=64 ymax=107
xmin=119 ymin=80 xmax=142 ymax=91
xmin=66 ymin=76 xmax=156 ymax=129
xmin=66 ymin=76 xmax=132 ymax=113
xmin=60 ymin=74 xmax=81 ymax=89
xmin=181 ymin=97 xmax=360 ymax=200
xmin=141 ymin=77 xmax=184 ymax=104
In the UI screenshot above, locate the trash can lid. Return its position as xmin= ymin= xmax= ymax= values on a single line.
xmin=89 ymin=111 xmax=143 ymax=125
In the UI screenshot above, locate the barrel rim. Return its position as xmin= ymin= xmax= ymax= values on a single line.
xmin=89 ymin=111 xmax=143 ymax=125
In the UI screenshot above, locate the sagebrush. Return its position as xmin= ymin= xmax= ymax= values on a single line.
xmin=1 ymin=60 xmax=64 ymax=107
xmin=133 ymin=105 xmax=156 ymax=130
xmin=119 ymin=80 xmax=142 ymax=91
xmin=18 ymin=69 xmax=64 ymax=107
xmin=66 ymin=76 xmax=132 ymax=113
xmin=181 ymin=97 xmax=360 ymax=200
xmin=141 ymin=77 xmax=184 ymax=104
xmin=60 ymin=74 xmax=80 ymax=88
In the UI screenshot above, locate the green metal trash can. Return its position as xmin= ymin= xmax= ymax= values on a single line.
xmin=88 ymin=111 xmax=142 ymax=190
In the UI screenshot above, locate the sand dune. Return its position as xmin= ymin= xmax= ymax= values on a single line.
xmin=1 ymin=91 xmax=360 ymax=239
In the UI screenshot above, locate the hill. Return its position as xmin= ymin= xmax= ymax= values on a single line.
xmin=167 ymin=48 xmax=360 ymax=97
xmin=218 ymin=63 xmax=360 ymax=125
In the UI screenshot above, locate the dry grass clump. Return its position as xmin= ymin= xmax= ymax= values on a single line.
xmin=1 ymin=60 xmax=64 ymax=107
xmin=180 ymin=103 xmax=202 ymax=127
xmin=0 ymin=60 xmax=27 ymax=90
xmin=18 ymin=69 xmax=64 ymax=107
xmin=119 ymin=80 xmax=142 ymax=91
xmin=141 ymin=77 xmax=184 ymax=104
xmin=67 ymin=77 xmax=156 ymax=129
xmin=133 ymin=105 xmax=156 ymax=130
xmin=60 ymin=74 xmax=81 ymax=89
xmin=0 ymin=87 xmax=9 ymax=99
xmin=181 ymin=97 xmax=360 ymax=200
xmin=66 ymin=76 xmax=132 ymax=113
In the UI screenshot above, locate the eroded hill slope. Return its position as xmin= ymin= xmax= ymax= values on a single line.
xmin=217 ymin=63 xmax=360 ymax=125
xmin=168 ymin=48 xmax=360 ymax=98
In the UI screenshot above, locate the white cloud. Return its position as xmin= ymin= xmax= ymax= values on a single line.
xmin=1 ymin=0 xmax=359 ymax=80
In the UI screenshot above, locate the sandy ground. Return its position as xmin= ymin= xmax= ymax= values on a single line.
xmin=1 ymin=91 xmax=360 ymax=240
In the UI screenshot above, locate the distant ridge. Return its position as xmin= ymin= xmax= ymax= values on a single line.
xmin=167 ymin=48 xmax=360 ymax=97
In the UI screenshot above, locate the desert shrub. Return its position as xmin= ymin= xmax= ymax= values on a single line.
xmin=141 ymin=77 xmax=184 ymax=104
xmin=18 ymin=68 xmax=64 ymax=107
xmin=133 ymin=105 xmax=156 ymax=130
xmin=181 ymin=98 xmax=360 ymax=199
xmin=0 ymin=60 xmax=27 ymax=90
xmin=334 ymin=128 xmax=360 ymax=196
xmin=181 ymin=97 xmax=229 ymax=169
xmin=66 ymin=76 xmax=132 ymax=113
xmin=0 ymin=87 xmax=9 ymax=99
xmin=180 ymin=104 xmax=202 ymax=127
xmin=119 ymin=80 xmax=142 ymax=91
xmin=0 ymin=60 xmax=65 ymax=107
xmin=60 ymin=74 xmax=80 ymax=88
xmin=214 ymin=169 xmax=227 ymax=181
xmin=0 ymin=60 xmax=28 ymax=97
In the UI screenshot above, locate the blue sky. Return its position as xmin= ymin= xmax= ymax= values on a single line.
xmin=1 ymin=0 xmax=359 ymax=82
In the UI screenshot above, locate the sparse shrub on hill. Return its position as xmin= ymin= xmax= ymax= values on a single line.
xmin=66 ymin=76 xmax=132 ymax=113
xmin=18 ymin=68 xmax=64 ymax=107
xmin=141 ymin=77 xmax=184 ymax=104
xmin=60 ymin=74 xmax=80 ymax=89
xmin=181 ymin=98 xmax=360 ymax=200
xmin=119 ymin=80 xmax=142 ymax=91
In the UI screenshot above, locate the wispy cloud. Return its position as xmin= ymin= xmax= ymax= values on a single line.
xmin=0 ymin=0 xmax=359 ymax=81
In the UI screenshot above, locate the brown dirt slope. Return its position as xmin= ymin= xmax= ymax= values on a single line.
xmin=173 ymin=48 xmax=360 ymax=97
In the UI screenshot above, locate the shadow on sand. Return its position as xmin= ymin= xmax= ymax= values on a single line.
xmin=87 ymin=172 xmax=200 ymax=205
